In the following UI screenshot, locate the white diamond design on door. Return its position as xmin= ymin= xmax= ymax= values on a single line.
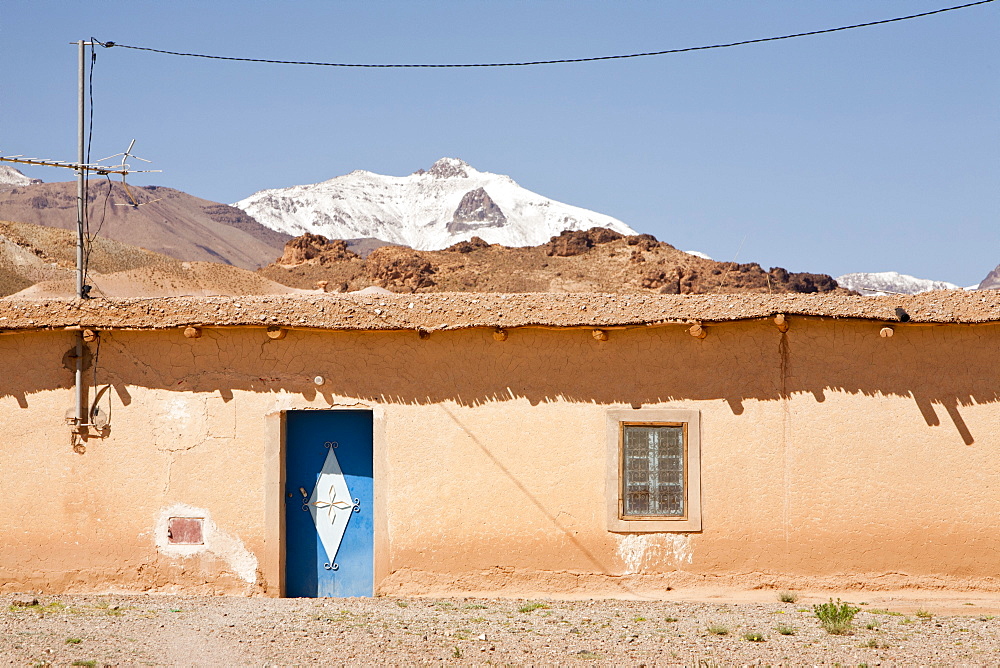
xmin=304 ymin=442 xmax=359 ymax=570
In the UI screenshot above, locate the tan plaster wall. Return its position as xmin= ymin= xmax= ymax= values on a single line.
xmin=1 ymin=317 xmax=998 ymax=596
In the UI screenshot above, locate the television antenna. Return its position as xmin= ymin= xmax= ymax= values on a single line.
xmin=0 ymin=40 xmax=160 ymax=436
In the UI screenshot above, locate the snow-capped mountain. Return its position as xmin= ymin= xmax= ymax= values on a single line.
xmin=0 ymin=165 xmax=42 ymax=187
xmin=233 ymin=158 xmax=636 ymax=250
xmin=836 ymin=272 xmax=960 ymax=295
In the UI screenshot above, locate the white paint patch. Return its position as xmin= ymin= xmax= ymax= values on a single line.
xmin=616 ymin=534 xmax=694 ymax=574
xmin=617 ymin=534 xmax=649 ymax=574
xmin=163 ymin=396 xmax=192 ymax=424
xmin=154 ymin=503 xmax=258 ymax=584
xmin=154 ymin=395 xmax=208 ymax=451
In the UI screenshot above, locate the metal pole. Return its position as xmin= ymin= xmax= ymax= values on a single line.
xmin=76 ymin=39 xmax=85 ymax=299
xmin=75 ymin=39 xmax=86 ymax=431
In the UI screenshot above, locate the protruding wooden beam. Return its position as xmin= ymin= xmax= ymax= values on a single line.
xmin=879 ymin=326 xmax=894 ymax=338
xmin=417 ymin=328 xmax=431 ymax=340
xmin=688 ymin=323 xmax=707 ymax=339
xmin=592 ymin=329 xmax=608 ymax=341
xmin=266 ymin=326 xmax=287 ymax=340
xmin=183 ymin=326 xmax=202 ymax=339
xmin=774 ymin=314 xmax=789 ymax=333
xmin=82 ymin=329 xmax=98 ymax=343
xmin=493 ymin=328 xmax=508 ymax=341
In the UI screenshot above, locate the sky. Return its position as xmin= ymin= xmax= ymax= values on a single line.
xmin=2 ymin=1 xmax=997 ymax=286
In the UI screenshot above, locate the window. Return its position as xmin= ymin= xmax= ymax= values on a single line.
xmin=606 ymin=409 xmax=701 ymax=532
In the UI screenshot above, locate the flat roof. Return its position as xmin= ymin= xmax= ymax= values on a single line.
xmin=2 ymin=291 xmax=999 ymax=332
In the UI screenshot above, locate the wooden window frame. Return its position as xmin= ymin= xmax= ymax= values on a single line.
xmin=606 ymin=408 xmax=702 ymax=532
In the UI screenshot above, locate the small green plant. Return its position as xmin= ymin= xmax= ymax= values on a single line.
xmin=814 ymin=598 xmax=860 ymax=635
xmin=778 ymin=591 xmax=799 ymax=604
xmin=518 ymin=601 xmax=550 ymax=613
xmin=10 ymin=601 xmax=68 ymax=615
xmin=451 ymin=646 xmax=462 ymax=658
xmin=861 ymin=638 xmax=889 ymax=649
xmin=979 ymin=616 xmax=995 ymax=621
xmin=574 ymin=650 xmax=602 ymax=660
xmin=868 ymin=608 xmax=902 ymax=616
xmin=776 ymin=625 xmax=796 ymax=635
xmin=65 ymin=637 xmax=82 ymax=644
xmin=664 ymin=617 xmax=678 ymax=623
xmin=706 ymin=624 xmax=729 ymax=636
xmin=744 ymin=631 xmax=766 ymax=642
xmin=71 ymin=662 xmax=96 ymax=668
xmin=916 ymin=609 xmax=932 ymax=619
xmin=463 ymin=603 xmax=486 ymax=610
xmin=395 ymin=600 xmax=408 ymax=608
xmin=634 ymin=616 xmax=646 ymax=622
xmin=864 ymin=620 xmax=880 ymax=630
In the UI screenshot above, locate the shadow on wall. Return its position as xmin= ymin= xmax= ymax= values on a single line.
xmin=1 ymin=319 xmax=994 ymax=446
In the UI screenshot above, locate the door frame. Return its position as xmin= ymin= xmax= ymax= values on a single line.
xmin=263 ymin=406 xmax=388 ymax=597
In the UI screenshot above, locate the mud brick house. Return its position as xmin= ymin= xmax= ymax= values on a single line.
xmin=1 ymin=291 xmax=998 ymax=597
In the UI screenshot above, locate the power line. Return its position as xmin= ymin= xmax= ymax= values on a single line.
xmin=95 ymin=0 xmax=994 ymax=68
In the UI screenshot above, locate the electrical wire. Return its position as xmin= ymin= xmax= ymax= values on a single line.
xmin=95 ymin=0 xmax=993 ymax=68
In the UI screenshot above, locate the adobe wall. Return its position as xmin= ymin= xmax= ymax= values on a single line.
xmin=1 ymin=318 xmax=998 ymax=596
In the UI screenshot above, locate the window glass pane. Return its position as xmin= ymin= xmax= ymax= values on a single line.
xmin=622 ymin=425 xmax=684 ymax=517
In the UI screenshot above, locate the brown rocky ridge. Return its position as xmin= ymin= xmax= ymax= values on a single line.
xmin=0 ymin=180 xmax=291 ymax=269
xmin=261 ymin=227 xmax=850 ymax=296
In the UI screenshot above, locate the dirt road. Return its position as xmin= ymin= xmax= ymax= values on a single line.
xmin=4 ymin=591 xmax=999 ymax=666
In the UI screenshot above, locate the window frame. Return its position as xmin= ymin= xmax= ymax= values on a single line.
xmin=606 ymin=408 xmax=702 ymax=532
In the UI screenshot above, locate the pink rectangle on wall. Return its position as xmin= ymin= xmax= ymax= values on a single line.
xmin=167 ymin=517 xmax=204 ymax=545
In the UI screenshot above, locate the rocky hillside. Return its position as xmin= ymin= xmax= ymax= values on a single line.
xmin=0 ymin=219 xmax=303 ymax=299
xmin=977 ymin=265 xmax=1000 ymax=290
xmin=0 ymin=180 xmax=291 ymax=269
xmin=259 ymin=228 xmax=848 ymax=296
xmin=234 ymin=158 xmax=636 ymax=250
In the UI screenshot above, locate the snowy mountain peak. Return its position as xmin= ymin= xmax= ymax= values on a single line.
xmin=0 ymin=165 xmax=42 ymax=187
xmin=233 ymin=159 xmax=636 ymax=250
xmin=836 ymin=271 xmax=960 ymax=296
xmin=425 ymin=157 xmax=472 ymax=179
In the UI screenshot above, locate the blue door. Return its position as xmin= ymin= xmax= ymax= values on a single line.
xmin=285 ymin=410 xmax=374 ymax=597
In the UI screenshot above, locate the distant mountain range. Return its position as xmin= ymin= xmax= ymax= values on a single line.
xmin=0 ymin=163 xmax=996 ymax=294
xmin=233 ymin=158 xmax=636 ymax=250
xmin=835 ymin=272 xmax=963 ymax=296
xmin=0 ymin=165 xmax=41 ymax=188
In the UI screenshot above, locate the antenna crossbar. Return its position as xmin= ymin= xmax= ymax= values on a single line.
xmin=0 ymin=155 xmax=159 ymax=176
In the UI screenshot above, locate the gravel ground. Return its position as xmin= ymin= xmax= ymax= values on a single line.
xmin=3 ymin=593 xmax=1000 ymax=666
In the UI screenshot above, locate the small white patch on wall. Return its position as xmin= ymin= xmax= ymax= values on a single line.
xmin=154 ymin=503 xmax=258 ymax=584
xmin=154 ymin=395 xmax=207 ymax=451
xmin=616 ymin=534 xmax=693 ymax=574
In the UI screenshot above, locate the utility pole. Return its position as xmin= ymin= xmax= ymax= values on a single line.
xmin=0 ymin=40 xmax=157 ymax=439
xmin=74 ymin=39 xmax=89 ymax=435
xmin=76 ymin=39 xmax=87 ymax=300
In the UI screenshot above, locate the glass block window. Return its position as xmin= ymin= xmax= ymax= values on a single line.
xmin=622 ymin=424 xmax=686 ymax=518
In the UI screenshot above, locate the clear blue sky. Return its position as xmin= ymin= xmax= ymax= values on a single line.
xmin=3 ymin=1 xmax=997 ymax=285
